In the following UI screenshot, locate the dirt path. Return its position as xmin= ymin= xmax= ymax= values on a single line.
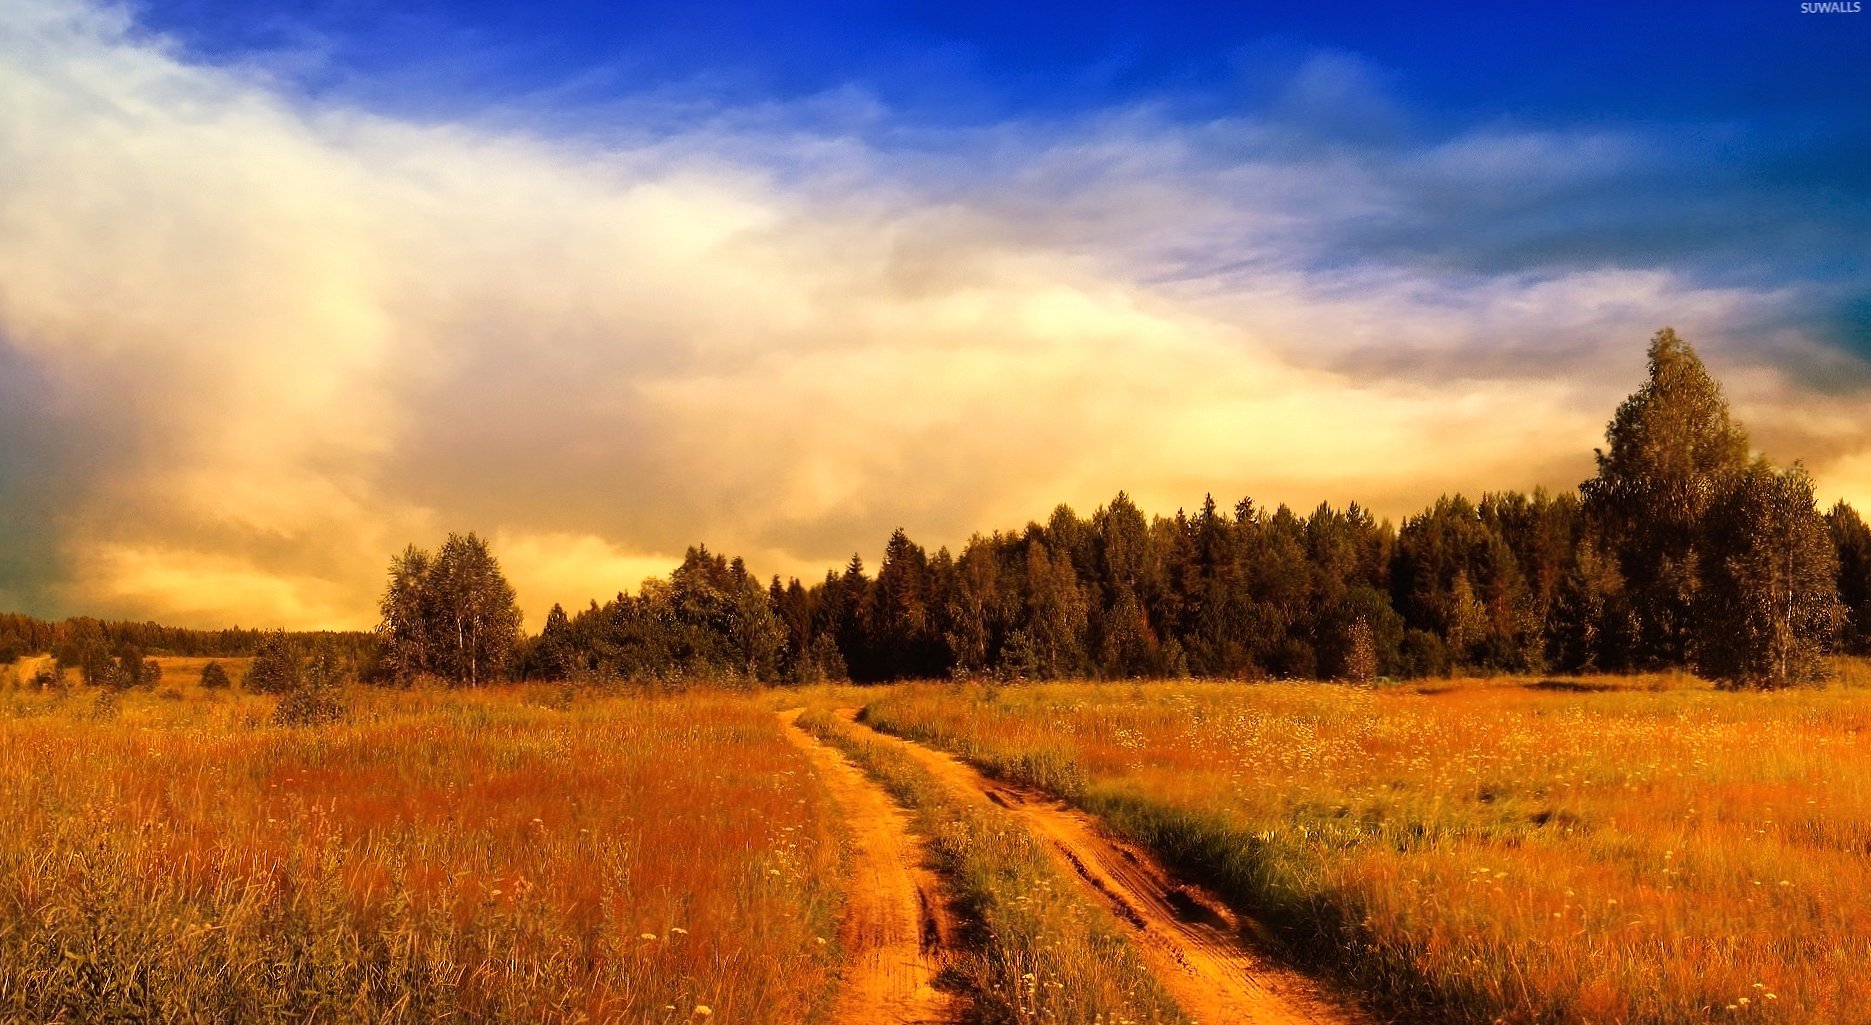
xmin=777 ymin=709 xmax=958 ymax=1025
xmin=838 ymin=709 xmax=1374 ymax=1025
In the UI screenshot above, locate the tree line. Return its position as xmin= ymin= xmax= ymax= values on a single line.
xmin=9 ymin=328 xmax=1855 ymax=692
xmin=396 ymin=328 xmax=1852 ymax=690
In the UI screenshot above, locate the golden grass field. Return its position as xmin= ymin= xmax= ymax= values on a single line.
xmin=0 ymin=661 xmax=844 ymax=1023
xmin=862 ymin=669 xmax=1871 ymax=1024
xmin=9 ymin=658 xmax=1871 ymax=1023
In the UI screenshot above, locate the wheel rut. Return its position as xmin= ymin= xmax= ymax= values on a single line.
xmin=777 ymin=709 xmax=958 ymax=1025
xmin=837 ymin=708 xmax=1376 ymax=1025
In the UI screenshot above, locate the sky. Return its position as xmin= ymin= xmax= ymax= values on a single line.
xmin=0 ymin=0 xmax=1868 ymax=630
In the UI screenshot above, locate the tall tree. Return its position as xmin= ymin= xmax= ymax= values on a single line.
xmin=377 ymin=545 xmax=434 ymax=684
xmin=1698 ymin=462 xmax=1841 ymax=687
xmin=1827 ymin=501 xmax=1871 ymax=655
xmin=1580 ymin=328 xmax=1750 ymax=667
xmin=377 ymin=533 xmax=523 ymax=686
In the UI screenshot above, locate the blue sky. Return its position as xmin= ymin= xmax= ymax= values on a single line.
xmin=1 ymin=0 xmax=1869 ymax=626
xmin=130 ymin=0 xmax=1870 ymax=338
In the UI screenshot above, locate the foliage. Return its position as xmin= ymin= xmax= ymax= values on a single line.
xmin=376 ymin=532 xmax=524 ymax=686
xmin=270 ymin=654 xmax=352 ymax=727
xmin=1581 ymin=328 xmax=1751 ymax=668
xmin=243 ymin=631 xmax=300 ymax=695
xmin=197 ymin=660 xmax=231 ymax=690
xmin=1698 ymin=462 xmax=1841 ymax=687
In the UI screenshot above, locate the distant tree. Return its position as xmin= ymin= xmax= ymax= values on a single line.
xmin=60 ymin=620 xmax=113 ymax=688
xmin=1581 ymin=328 xmax=1750 ymax=668
xmin=245 ymin=631 xmax=300 ymax=695
xmin=140 ymin=658 xmax=162 ymax=688
xmin=808 ymin=633 xmax=848 ymax=683
xmin=376 ymin=545 xmax=435 ymax=683
xmin=198 ymin=660 xmax=231 ymax=690
xmin=726 ymin=556 xmax=785 ymax=682
xmin=1547 ymin=538 xmax=1630 ymax=672
xmin=945 ymin=540 xmax=1003 ymax=677
xmin=523 ymin=603 xmax=575 ymax=679
xmin=377 ymin=533 xmax=524 ymax=687
xmin=1828 ymin=501 xmax=1871 ymax=655
xmin=272 ymin=651 xmax=350 ymax=726
xmin=1698 ymin=462 xmax=1842 ymax=687
xmin=1343 ymin=619 xmax=1377 ymax=684
xmin=1023 ymin=540 xmax=1090 ymax=679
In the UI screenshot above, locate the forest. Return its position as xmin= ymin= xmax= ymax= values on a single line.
xmin=500 ymin=329 xmax=1865 ymax=689
xmin=4 ymin=329 xmax=1862 ymax=692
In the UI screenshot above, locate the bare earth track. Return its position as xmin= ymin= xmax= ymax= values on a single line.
xmin=838 ymin=709 xmax=1374 ymax=1025
xmin=777 ymin=709 xmax=958 ymax=1025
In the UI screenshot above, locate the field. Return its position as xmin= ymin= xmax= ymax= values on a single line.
xmin=7 ymin=660 xmax=1871 ymax=1024
xmin=862 ymin=673 xmax=1871 ymax=1023
xmin=0 ymin=663 xmax=844 ymax=1023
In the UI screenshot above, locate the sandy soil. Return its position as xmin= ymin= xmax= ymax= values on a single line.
xmin=778 ymin=709 xmax=958 ymax=1025
xmin=839 ymin=708 xmax=1376 ymax=1025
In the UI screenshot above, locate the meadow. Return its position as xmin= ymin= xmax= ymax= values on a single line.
xmin=0 ymin=661 xmax=844 ymax=1023
xmin=862 ymin=671 xmax=1871 ymax=1024
xmin=9 ymin=658 xmax=1871 ymax=1025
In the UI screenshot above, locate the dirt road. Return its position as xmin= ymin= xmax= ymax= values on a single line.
xmin=777 ymin=709 xmax=958 ymax=1025
xmin=838 ymin=709 xmax=1374 ymax=1025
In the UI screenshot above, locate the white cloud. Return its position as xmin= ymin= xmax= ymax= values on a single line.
xmin=0 ymin=0 xmax=1863 ymax=629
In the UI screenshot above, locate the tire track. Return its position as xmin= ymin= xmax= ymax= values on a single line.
xmin=839 ymin=709 xmax=1374 ymax=1025
xmin=777 ymin=709 xmax=958 ymax=1025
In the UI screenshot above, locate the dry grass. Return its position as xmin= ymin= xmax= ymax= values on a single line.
xmin=0 ymin=665 xmax=844 ymax=1023
xmin=865 ymin=672 xmax=1871 ymax=1024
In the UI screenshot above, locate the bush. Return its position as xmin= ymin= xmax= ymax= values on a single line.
xmin=245 ymin=632 xmax=299 ymax=695
xmin=271 ymin=654 xmax=350 ymax=727
xmin=271 ymin=685 xmax=348 ymax=727
xmin=90 ymin=689 xmax=120 ymax=722
xmin=198 ymin=661 xmax=231 ymax=690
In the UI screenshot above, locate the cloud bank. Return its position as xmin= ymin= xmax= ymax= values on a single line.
xmin=1 ymin=0 xmax=1867 ymax=629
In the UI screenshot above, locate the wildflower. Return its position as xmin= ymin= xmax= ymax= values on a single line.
xmin=640 ymin=933 xmax=657 ymax=940
xmin=670 ymin=926 xmax=688 ymax=935
xmin=693 ymin=1007 xmax=713 ymax=1018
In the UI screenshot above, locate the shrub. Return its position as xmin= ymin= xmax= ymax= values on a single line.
xmin=271 ymin=655 xmax=350 ymax=727
xmin=90 ymin=689 xmax=120 ymax=722
xmin=245 ymin=632 xmax=299 ymax=695
xmin=198 ymin=661 xmax=231 ymax=690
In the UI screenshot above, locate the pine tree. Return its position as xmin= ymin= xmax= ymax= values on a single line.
xmin=1827 ymin=501 xmax=1871 ymax=654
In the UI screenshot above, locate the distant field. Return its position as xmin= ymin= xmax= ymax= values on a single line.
xmin=0 ymin=664 xmax=844 ymax=1023
xmin=863 ymin=673 xmax=1871 ymax=1024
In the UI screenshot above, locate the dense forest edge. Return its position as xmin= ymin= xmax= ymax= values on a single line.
xmin=6 ymin=328 xmax=1869 ymax=695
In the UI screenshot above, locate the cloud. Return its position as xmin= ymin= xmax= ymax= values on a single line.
xmin=1 ymin=0 xmax=1868 ymax=630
